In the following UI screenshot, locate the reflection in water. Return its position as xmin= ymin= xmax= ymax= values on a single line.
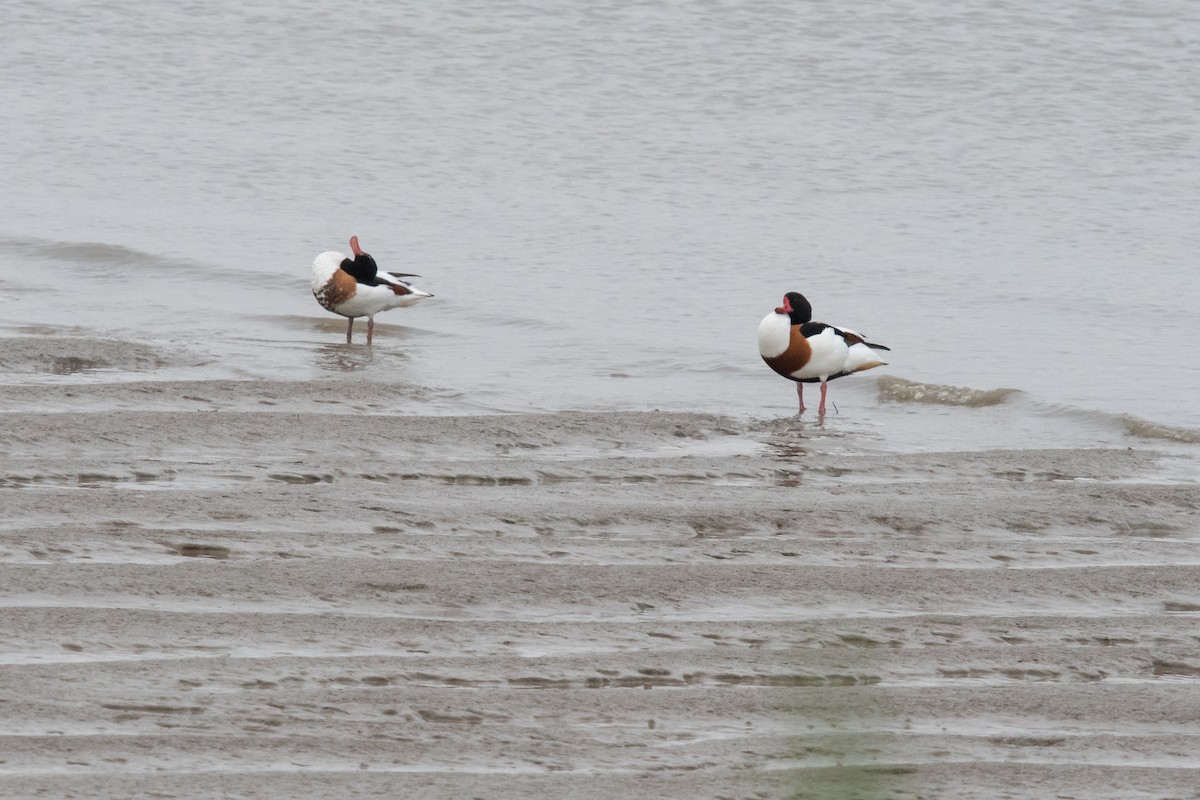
xmin=757 ymin=416 xmax=874 ymax=486
xmin=759 ymin=416 xmax=832 ymax=464
xmin=314 ymin=342 xmax=374 ymax=372
xmin=313 ymin=337 xmax=416 ymax=376
xmin=50 ymin=356 xmax=100 ymax=375
xmin=765 ymin=428 xmax=810 ymax=464
xmin=761 ymin=420 xmax=811 ymax=488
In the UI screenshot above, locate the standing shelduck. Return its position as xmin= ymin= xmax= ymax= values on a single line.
xmin=758 ymin=291 xmax=890 ymax=415
xmin=311 ymin=236 xmax=433 ymax=344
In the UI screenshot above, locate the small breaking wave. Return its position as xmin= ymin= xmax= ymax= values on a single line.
xmin=0 ymin=235 xmax=261 ymax=286
xmin=1121 ymin=415 xmax=1200 ymax=444
xmin=1029 ymin=402 xmax=1200 ymax=446
xmin=0 ymin=236 xmax=164 ymax=270
xmin=876 ymin=375 xmax=1019 ymax=407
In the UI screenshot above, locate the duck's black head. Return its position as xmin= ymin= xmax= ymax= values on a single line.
xmin=341 ymin=235 xmax=378 ymax=283
xmin=775 ymin=291 xmax=813 ymax=325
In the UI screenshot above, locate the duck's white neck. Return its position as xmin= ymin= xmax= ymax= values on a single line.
xmin=311 ymin=251 xmax=346 ymax=292
xmin=757 ymin=312 xmax=791 ymax=358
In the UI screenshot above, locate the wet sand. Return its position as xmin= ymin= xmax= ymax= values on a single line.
xmin=2 ymin=342 xmax=1200 ymax=799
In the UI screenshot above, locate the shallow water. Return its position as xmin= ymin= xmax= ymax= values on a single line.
xmin=3 ymin=0 xmax=1200 ymax=449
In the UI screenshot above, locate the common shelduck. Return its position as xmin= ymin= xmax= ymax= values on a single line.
xmin=758 ymin=291 xmax=890 ymax=415
xmin=311 ymin=236 xmax=433 ymax=344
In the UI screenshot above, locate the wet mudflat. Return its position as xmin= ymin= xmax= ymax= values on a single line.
xmin=2 ymin=366 xmax=1199 ymax=799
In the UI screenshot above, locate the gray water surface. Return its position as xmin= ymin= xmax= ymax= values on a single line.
xmin=3 ymin=0 xmax=1199 ymax=440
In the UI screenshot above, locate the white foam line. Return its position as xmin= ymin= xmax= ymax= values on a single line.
xmin=6 ymin=554 xmax=1200 ymax=571
xmin=0 ymin=763 xmax=606 ymax=777
xmin=755 ymin=756 xmax=1200 ymax=772
xmin=0 ymin=596 xmax=1173 ymax=622
xmin=2 ymin=755 xmax=1200 ymax=778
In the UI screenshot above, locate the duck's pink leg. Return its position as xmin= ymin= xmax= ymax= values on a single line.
xmin=345 ymin=317 xmax=354 ymax=343
xmin=366 ymin=316 xmax=374 ymax=345
xmin=818 ymin=380 xmax=829 ymax=416
xmin=795 ymin=382 xmax=805 ymax=414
